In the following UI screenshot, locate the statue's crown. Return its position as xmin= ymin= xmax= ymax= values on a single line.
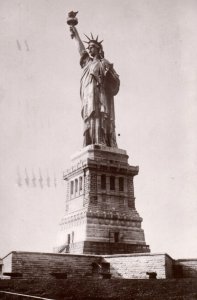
xmin=83 ymin=33 xmax=103 ymax=49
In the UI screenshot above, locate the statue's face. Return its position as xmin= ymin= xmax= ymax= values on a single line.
xmin=88 ymin=43 xmax=99 ymax=57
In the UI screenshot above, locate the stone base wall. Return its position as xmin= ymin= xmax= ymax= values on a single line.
xmin=2 ymin=251 xmax=171 ymax=280
xmin=174 ymin=259 xmax=197 ymax=278
xmin=104 ymin=253 xmax=174 ymax=279
xmin=2 ymin=251 xmax=102 ymax=279
xmin=165 ymin=253 xmax=174 ymax=278
xmin=2 ymin=251 xmax=197 ymax=280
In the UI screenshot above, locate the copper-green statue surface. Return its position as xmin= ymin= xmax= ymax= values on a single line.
xmin=68 ymin=12 xmax=120 ymax=147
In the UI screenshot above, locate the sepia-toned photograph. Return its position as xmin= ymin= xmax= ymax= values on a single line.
xmin=0 ymin=0 xmax=197 ymax=298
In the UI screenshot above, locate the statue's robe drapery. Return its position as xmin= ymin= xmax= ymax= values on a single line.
xmin=80 ymin=51 xmax=120 ymax=147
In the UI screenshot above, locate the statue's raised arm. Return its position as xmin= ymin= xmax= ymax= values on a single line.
xmin=67 ymin=11 xmax=85 ymax=56
xmin=70 ymin=26 xmax=86 ymax=56
xmin=67 ymin=11 xmax=120 ymax=148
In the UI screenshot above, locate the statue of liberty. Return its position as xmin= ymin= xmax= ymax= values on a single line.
xmin=67 ymin=12 xmax=120 ymax=148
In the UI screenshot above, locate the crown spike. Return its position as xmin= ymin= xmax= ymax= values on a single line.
xmin=84 ymin=34 xmax=91 ymax=41
xmin=96 ymin=35 xmax=98 ymax=42
xmin=90 ymin=32 xmax=94 ymax=39
xmin=99 ymin=40 xmax=103 ymax=44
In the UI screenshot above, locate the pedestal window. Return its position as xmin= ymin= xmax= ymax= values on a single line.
xmin=79 ymin=176 xmax=83 ymax=191
xmin=101 ymin=174 xmax=106 ymax=190
xmin=119 ymin=177 xmax=124 ymax=191
xmin=110 ymin=176 xmax=115 ymax=190
xmin=70 ymin=181 xmax=74 ymax=195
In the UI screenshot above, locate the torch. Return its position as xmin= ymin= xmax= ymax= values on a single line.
xmin=67 ymin=11 xmax=78 ymax=39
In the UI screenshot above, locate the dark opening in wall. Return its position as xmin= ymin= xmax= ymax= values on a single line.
xmin=114 ymin=232 xmax=119 ymax=243
xmin=67 ymin=234 xmax=71 ymax=245
xmin=79 ymin=176 xmax=83 ymax=190
xmin=70 ymin=181 xmax=74 ymax=194
xmin=75 ymin=179 xmax=78 ymax=193
xmin=110 ymin=176 xmax=115 ymax=190
xmin=119 ymin=177 xmax=124 ymax=191
xmin=101 ymin=174 xmax=106 ymax=189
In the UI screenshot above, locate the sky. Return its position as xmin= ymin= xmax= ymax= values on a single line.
xmin=0 ymin=0 xmax=197 ymax=259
